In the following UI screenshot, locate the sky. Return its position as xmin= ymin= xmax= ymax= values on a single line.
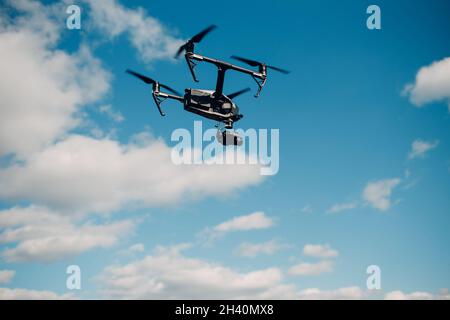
xmin=0 ymin=0 xmax=449 ymax=299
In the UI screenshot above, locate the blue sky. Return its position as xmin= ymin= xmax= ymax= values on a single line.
xmin=0 ymin=0 xmax=449 ymax=299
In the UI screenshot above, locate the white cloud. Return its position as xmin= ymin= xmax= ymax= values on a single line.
xmin=128 ymin=243 xmax=145 ymax=253
xmin=326 ymin=202 xmax=358 ymax=214
xmin=296 ymin=286 xmax=365 ymax=300
xmin=362 ymin=178 xmax=400 ymax=211
xmin=403 ymin=57 xmax=450 ymax=110
xmin=0 ymin=0 xmax=265 ymax=267
xmin=300 ymin=205 xmax=313 ymax=214
xmin=234 ymin=240 xmax=288 ymax=258
xmin=0 ymin=135 xmax=263 ymax=214
xmin=200 ymin=212 xmax=274 ymax=242
xmin=0 ymin=1 xmax=110 ymax=158
xmin=214 ymin=212 xmax=274 ymax=233
xmin=288 ymin=260 xmax=334 ymax=276
xmin=385 ymin=289 xmax=450 ymax=300
xmin=0 ymin=270 xmax=15 ymax=284
xmin=0 ymin=206 xmax=136 ymax=262
xmin=384 ymin=290 xmax=432 ymax=300
xmin=0 ymin=287 xmax=72 ymax=300
xmin=97 ymin=243 xmax=371 ymax=299
xmin=99 ymin=105 xmax=125 ymax=123
xmin=303 ymin=244 xmax=339 ymax=259
xmin=98 ymin=244 xmax=284 ymax=299
xmin=408 ymin=139 xmax=439 ymax=159
xmin=84 ymin=0 xmax=184 ymax=62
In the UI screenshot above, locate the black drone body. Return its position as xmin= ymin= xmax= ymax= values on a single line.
xmin=126 ymin=25 xmax=289 ymax=144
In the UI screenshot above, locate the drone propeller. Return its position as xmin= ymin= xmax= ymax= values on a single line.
xmin=126 ymin=69 xmax=181 ymax=96
xmin=230 ymin=55 xmax=290 ymax=74
xmin=227 ymin=87 xmax=251 ymax=99
xmin=175 ymin=25 xmax=217 ymax=58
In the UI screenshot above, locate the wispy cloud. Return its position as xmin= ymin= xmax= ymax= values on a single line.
xmin=326 ymin=202 xmax=358 ymax=214
xmin=0 ymin=287 xmax=73 ymax=300
xmin=234 ymin=240 xmax=289 ymax=258
xmin=0 ymin=206 xmax=136 ymax=262
xmin=385 ymin=289 xmax=450 ymax=300
xmin=99 ymin=105 xmax=125 ymax=123
xmin=363 ymin=178 xmax=400 ymax=211
xmin=296 ymin=287 xmax=366 ymax=300
xmin=0 ymin=270 xmax=15 ymax=284
xmin=288 ymin=260 xmax=334 ymax=276
xmin=199 ymin=212 xmax=274 ymax=242
xmin=84 ymin=0 xmax=184 ymax=63
xmin=408 ymin=139 xmax=439 ymax=159
xmin=300 ymin=205 xmax=313 ymax=214
xmin=303 ymin=244 xmax=339 ymax=259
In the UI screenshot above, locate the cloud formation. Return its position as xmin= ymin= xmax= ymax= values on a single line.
xmin=0 ymin=287 xmax=72 ymax=300
xmin=84 ymin=0 xmax=184 ymax=63
xmin=0 ymin=206 xmax=136 ymax=262
xmin=408 ymin=139 xmax=439 ymax=160
xmin=385 ymin=289 xmax=450 ymax=300
xmin=303 ymin=244 xmax=339 ymax=259
xmin=0 ymin=0 xmax=265 ymax=267
xmin=213 ymin=212 xmax=274 ymax=233
xmin=288 ymin=260 xmax=334 ymax=276
xmin=97 ymin=244 xmax=371 ymax=299
xmin=98 ymin=244 xmax=284 ymax=299
xmin=0 ymin=270 xmax=15 ymax=284
xmin=403 ymin=57 xmax=450 ymax=110
xmin=0 ymin=135 xmax=263 ymax=214
xmin=363 ymin=178 xmax=400 ymax=211
xmin=0 ymin=0 xmax=110 ymax=158
xmin=200 ymin=212 xmax=274 ymax=242
xmin=234 ymin=240 xmax=288 ymax=258
xmin=99 ymin=105 xmax=125 ymax=123
xmin=326 ymin=202 xmax=358 ymax=214
xmin=296 ymin=287 xmax=365 ymax=300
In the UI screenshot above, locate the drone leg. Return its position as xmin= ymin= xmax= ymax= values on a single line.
xmin=252 ymin=75 xmax=267 ymax=98
xmin=185 ymin=55 xmax=199 ymax=82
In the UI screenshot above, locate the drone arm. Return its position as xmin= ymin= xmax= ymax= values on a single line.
xmin=152 ymin=91 xmax=184 ymax=117
xmin=188 ymin=53 xmax=267 ymax=96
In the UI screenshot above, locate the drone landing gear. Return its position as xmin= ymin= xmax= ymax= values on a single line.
xmin=252 ymin=75 xmax=267 ymax=98
xmin=151 ymin=90 xmax=184 ymax=117
xmin=152 ymin=92 xmax=167 ymax=116
xmin=185 ymin=54 xmax=200 ymax=82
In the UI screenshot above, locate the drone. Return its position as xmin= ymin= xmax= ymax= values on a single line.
xmin=126 ymin=25 xmax=289 ymax=145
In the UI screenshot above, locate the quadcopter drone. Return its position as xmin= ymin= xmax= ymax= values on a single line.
xmin=126 ymin=25 xmax=289 ymax=145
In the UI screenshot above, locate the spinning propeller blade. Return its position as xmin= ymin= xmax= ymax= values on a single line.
xmin=175 ymin=25 xmax=217 ymax=58
xmin=227 ymin=87 xmax=251 ymax=99
xmin=266 ymin=65 xmax=290 ymax=74
xmin=126 ymin=69 xmax=181 ymax=96
xmin=159 ymin=84 xmax=182 ymax=96
xmin=230 ymin=55 xmax=261 ymax=67
xmin=191 ymin=25 xmax=217 ymax=43
xmin=126 ymin=69 xmax=156 ymax=84
xmin=230 ymin=55 xmax=290 ymax=74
